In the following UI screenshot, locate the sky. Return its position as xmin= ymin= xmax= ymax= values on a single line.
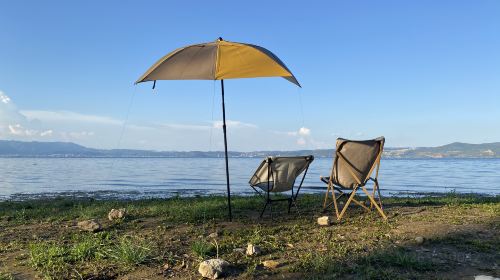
xmin=1 ymin=0 xmax=499 ymax=151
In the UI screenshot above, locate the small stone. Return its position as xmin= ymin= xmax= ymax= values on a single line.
xmin=246 ymin=244 xmax=262 ymax=256
xmin=262 ymin=260 xmax=280 ymax=269
xmin=77 ymin=219 xmax=102 ymax=232
xmin=108 ymin=208 xmax=126 ymax=221
xmin=286 ymin=243 xmax=294 ymax=248
xmin=317 ymin=216 xmax=333 ymax=226
xmin=415 ymin=236 xmax=424 ymax=245
xmin=474 ymin=276 xmax=500 ymax=280
xmin=162 ymin=263 xmax=170 ymax=270
xmin=208 ymin=232 xmax=219 ymax=239
xmin=198 ymin=258 xmax=230 ymax=279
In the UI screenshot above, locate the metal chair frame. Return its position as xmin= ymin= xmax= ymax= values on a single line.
xmin=250 ymin=156 xmax=314 ymax=218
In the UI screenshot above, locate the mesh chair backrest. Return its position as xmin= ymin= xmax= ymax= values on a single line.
xmin=249 ymin=156 xmax=313 ymax=192
xmin=332 ymin=137 xmax=384 ymax=189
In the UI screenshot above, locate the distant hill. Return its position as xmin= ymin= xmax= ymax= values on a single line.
xmin=0 ymin=140 xmax=499 ymax=158
xmin=385 ymin=142 xmax=500 ymax=158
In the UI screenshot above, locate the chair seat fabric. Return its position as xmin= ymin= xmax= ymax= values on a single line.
xmin=255 ymin=182 xmax=274 ymax=192
xmin=249 ymin=156 xmax=313 ymax=193
xmin=333 ymin=137 xmax=384 ymax=189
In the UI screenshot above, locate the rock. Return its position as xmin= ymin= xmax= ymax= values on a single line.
xmin=317 ymin=216 xmax=333 ymax=226
xmin=108 ymin=208 xmax=126 ymax=221
xmin=77 ymin=219 xmax=102 ymax=232
xmin=262 ymin=260 xmax=280 ymax=269
xmin=246 ymin=244 xmax=262 ymax=256
xmin=415 ymin=236 xmax=424 ymax=245
xmin=162 ymin=263 xmax=170 ymax=271
xmin=198 ymin=259 xmax=230 ymax=279
xmin=475 ymin=276 xmax=500 ymax=280
xmin=208 ymin=232 xmax=219 ymax=239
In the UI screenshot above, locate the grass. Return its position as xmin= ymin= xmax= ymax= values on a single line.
xmin=0 ymin=272 xmax=14 ymax=280
xmin=108 ymin=235 xmax=153 ymax=268
xmin=191 ymin=240 xmax=216 ymax=259
xmin=0 ymin=193 xmax=498 ymax=279
xmin=27 ymin=232 xmax=152 ymax=279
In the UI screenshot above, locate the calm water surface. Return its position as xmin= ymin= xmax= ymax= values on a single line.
xmin=0 ymin=158 xmax=499 ymax=200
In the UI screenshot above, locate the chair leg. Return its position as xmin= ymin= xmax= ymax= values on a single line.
xmin=361 ymin=186 xmax=387 ymax=220
xmin=323 ymin=183 xmax=331 ymax=209
xmin=331 ymin=186 xmax=341 ymax=218
xmin=351 ymin=198 xmax=371 ymax=212
xmin=289 ymin=197 xmax=302 ymax=217
xmin=375 ymin=181 xmax=384 ymax=210
xmin=337 ymin=188 xmax=358 ymax=220
xmin=259 ymin=199 xmax=269 ymax=218
xmin=323 ymin=183 xmax=341 ymax=218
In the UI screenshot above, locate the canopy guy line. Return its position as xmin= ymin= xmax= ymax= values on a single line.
xmin=209 ymin=80 xmax=217 ymax=152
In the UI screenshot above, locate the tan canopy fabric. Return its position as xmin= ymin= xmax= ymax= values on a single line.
xmin=135 ymin=38 xmax=300 ymax=87
xmin=250 ymin=156 xmax=313 ymax=192
xmin=332 ymin=137 xmax=385 ymax=189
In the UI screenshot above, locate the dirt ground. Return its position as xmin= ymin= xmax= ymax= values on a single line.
xmin=0 ymin=194 xmax=498 ymax=279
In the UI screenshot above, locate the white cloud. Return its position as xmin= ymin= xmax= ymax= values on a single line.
xmin=212 ymin=120 xmax=258 ymax=129
xmin=7 ymin=124 xmax=52 ymax=137
xmin=285 ymin=126 xmax=311 ymax=137
xmin=40 ymin=130 xmax=53 ymax=137
xmin=21 ymin=110 xmax=123 ymax=125
xmin=0 ymin=90 xmax=331 ymax=151
xmin=0 ymin=92 xmax=11 ymax=104
xmin=298 ymin=127 xmax=311 ymax=136
xmin=8 ymin=124 xmax=24 ymax=135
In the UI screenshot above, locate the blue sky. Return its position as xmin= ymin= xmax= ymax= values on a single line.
xmin=1 ymin=0 xmax=499 ymax=151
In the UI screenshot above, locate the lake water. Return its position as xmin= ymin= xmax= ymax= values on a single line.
xmin=0 ymin=158 xmax=499 ymax=200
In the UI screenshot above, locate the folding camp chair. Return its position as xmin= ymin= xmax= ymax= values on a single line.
xmin=249 ymin=156 xmax=314 ymax=218
xmin=321 ymin=137 xmax=387 ymax=220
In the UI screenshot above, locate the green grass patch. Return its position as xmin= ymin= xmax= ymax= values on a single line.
xmin=191 ymin=240 xmax=216 ymax=259
xmin=107 ymin=235 xmax=153 ymax=268
xmin=0 ymin=272 xmax=14 ymax=280
xmin=28 ymin=232 xmax=153 ymax=279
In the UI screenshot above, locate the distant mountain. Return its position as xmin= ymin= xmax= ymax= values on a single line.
xmin=388 ymin=142 xmax=500 ymax=158
xmin=0 ymin=140 xmax=499 ymax=158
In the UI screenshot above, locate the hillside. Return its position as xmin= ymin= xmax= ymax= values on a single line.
xmin=0 ymin=140 xmax=499 ymax=158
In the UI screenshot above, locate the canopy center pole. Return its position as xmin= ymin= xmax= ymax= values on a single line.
xmin=221 ymin=79 xmax=232 ymax=221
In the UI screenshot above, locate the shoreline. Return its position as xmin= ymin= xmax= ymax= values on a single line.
xmin=1 ymin=189 xmax=498 ymax=203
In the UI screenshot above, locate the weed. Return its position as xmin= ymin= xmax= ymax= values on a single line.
xmin=108 ymin=236 xmax=152 ymax=268
xmin=191 ymin=240 xmax=215 ymax=259
xmin=29 ymin=242 xmax=70 ymax=279
xmin=0 ymin=272 xmax=14 ymax=280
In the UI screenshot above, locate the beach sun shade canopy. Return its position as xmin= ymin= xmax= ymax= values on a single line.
xmin=135 ymin=38 xmax=300 ymax=87
xmin=135 ymin=38 xmax=301 ymax=221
